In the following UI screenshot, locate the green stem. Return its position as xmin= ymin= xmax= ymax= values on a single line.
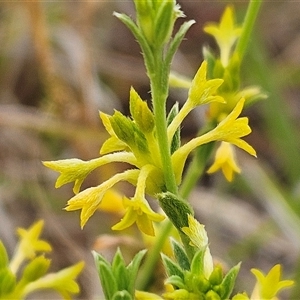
xmin=234 ymin=0 xmax=263 ymax=62
xmin=136 ymin=220 xmax=173 ymax=289
xmin=150 ymin=58 xmax=178 ymax=195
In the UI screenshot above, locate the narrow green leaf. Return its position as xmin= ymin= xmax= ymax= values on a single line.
xmin=154 ymin=0 xmax=174 ymax=46
xmin=114 ymin=264 xmax=129 ymax=292
xmin=98 ymin=261 xmax=118 ymax=300
xmin=165 ymin=275 xmax=186 ymax=289
xmin=0 ymin=269 xmax=16 ymax=296
xmin=161 ymin=253 xmax=184 ymax=279
xmin=165 ymin=20 xmax=196 ymax=69
xmin=126 ymin=249 xmax=147 ymax=296
xmin=170 ymin=238 xmax=190 ymax=271
xmin=167 ymin=103 xmax=181 ymax=154
xmin=93 ymin=252 xmax=118 ymax=300
xmin=220 ymin=262 xmax=241 ymax=299
xmin=0 ymin=241 xmax=9 ymax=269
xmin=190 ymin=248 xmax=206 ymax=276
xmin=112 ymin=248 xmax=126 ymax=275
xmin=113 ymin=12 xmax=155 ymax=72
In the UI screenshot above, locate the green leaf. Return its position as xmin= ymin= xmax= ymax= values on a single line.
xmin=113 ymin=11 xmax=155 ymax=72
xmin=98 ymin=261 xmax=118 ymax=300
xmin=161 ymin=253 xmax=184 ymax=279
xmin=0 ymin=269 xmax=16 ymax=296
xmin=93 ymin=251 xmax=118 ymax=300
xmin=170 ymin=238 xmax=190 ymax=271
xmin=167 ymin=103 xmax=181 ymax=154
xmin=0 ymin=241 xmax=9 ymax=269
xmin=126 ymin=249 xmax=146 ymax=296
xmin=112 ymin=290 xmax=133 ymax=300
xmin=165 ymin=275 xmax=186 ymax=289
xmin=220 ymin=262 xmax=241 ymax=299
xmin=165 ymin=20 xmax=196 ymax=70
xmin=112 ymin=249 xmax=129 ymax=292
xmin=190 ymin=248 xmax=206 ymax=276
xmin=154 ymin=0 xmax=174 ymax=46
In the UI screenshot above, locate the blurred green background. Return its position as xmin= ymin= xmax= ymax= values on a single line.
xmin=0 ymin=1 xmax=299 ymax=299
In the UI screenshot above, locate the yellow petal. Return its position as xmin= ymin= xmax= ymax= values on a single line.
xmin=98 ymin=189 xmax=125 ymax=215
xmin=207 ymin=142 xmax=241 ymax=182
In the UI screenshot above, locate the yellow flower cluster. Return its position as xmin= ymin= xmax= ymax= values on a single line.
xmin=44 ymin=58 xmax=255 ymax=235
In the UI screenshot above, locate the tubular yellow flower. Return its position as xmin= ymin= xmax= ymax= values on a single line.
xmin=207 ymin=141 xmax=241 ymax=181
xmin=23 ymin=261 xmax=85 ymax=299
xmin=251 ymin=264 xmax=294 ymax=299
xmin=188 ymin=60 xmax=224 ymax=107
xmin=9 ymin=220 xmax=52 ymax=274
xmin=172 ymin=98 xmax=255 ymax=184
xmin=97 ymin=189 xmax=125 ymax=215
xmin=112 ymin=197 xmax=165 ymax=236
xmin=112 ymin=165 xmax=165 ymax=235
xmin=208 ymin=98 xmax=256 ymax=156
xmin=204 ymin=5 xmax=242 ymax=67
xmin=65 ymin=169 xmax=140 ymax=228
xmin=43 ymin=152 xmax=138 ymax=194
xmin=43 ymin=158 xmax=93 ymax=194
xmin=168 ymin=60 xmax=224 ymax=141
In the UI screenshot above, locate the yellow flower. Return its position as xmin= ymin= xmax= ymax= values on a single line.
xmin=168 ymin=61 xmax=224 ymax=141
xmin=207 ymin=141 xmax=241 ymax=181
xmin=181 ymin=215 xmax=213 ymax=278
xmin=43 ymin=152 xmax=138 ymax=194
xmin=43 ymin=158 xmax=95 ymax=194
xmin=65 ymin=169 xmax=140 ymax=228
xmin=112 ymin=164 xmax=165 ymax=235
xmin=172 ymin=98 xmax=255 ymax=184
xmin=204 ymin=5 xmax=242 ymax=67
xmin=98 ymin=188 xmax=125 ymax=215
xmin=23 ymin=261 xmax=84 ymax=299
xmin=188 ymin=60 xmax=224 ymax=107
xmin=208 ymin=98 xmax=256 ymax=156
xmin=9 ymin=220 xmax=52 ymax=274
xmin=251 ymin=264 xmax=294 ymax=299
xmin=112 ymin=197 xmax=165 ymax=236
